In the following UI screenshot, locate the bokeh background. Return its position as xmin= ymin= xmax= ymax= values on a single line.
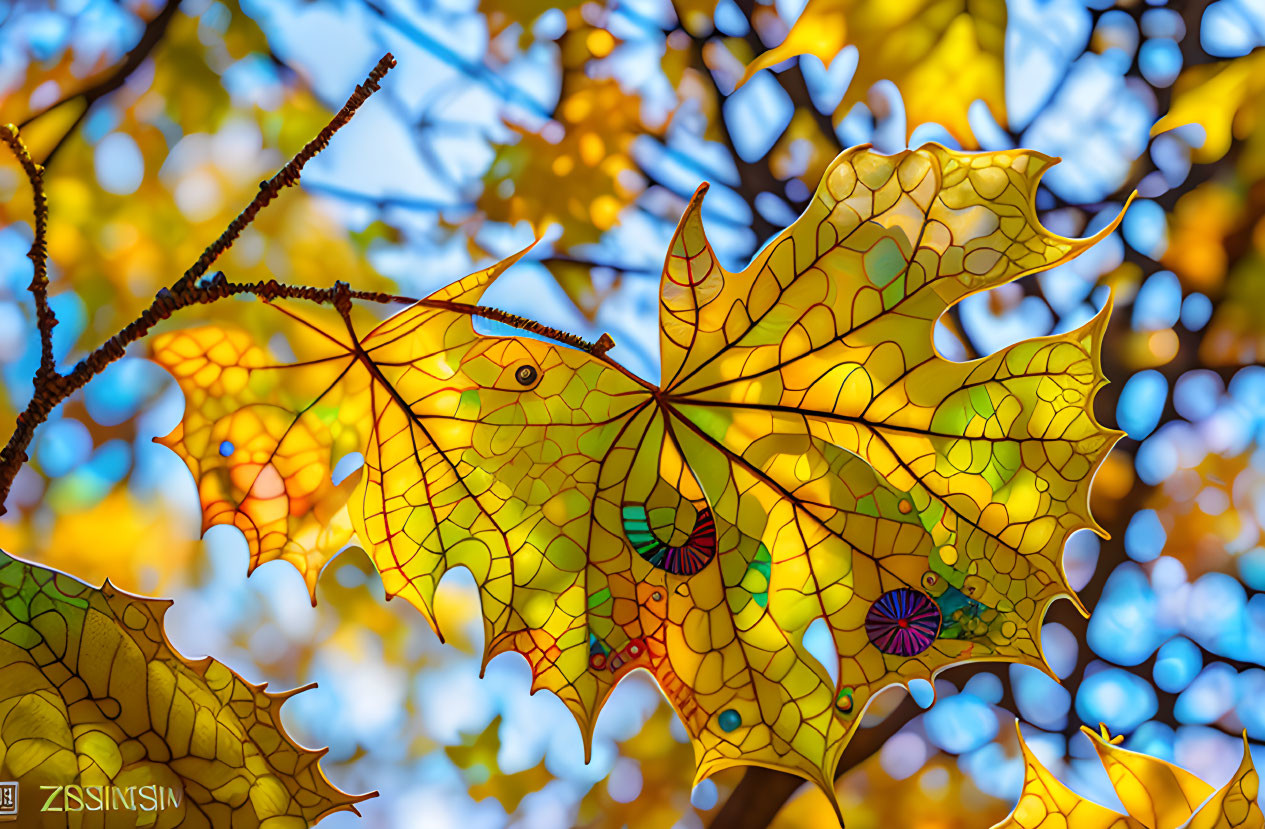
xmin=1 ymin=0 xmax=1264 ymax=826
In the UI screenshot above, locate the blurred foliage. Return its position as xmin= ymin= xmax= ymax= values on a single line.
xmin=738 ymin=0 xmax=1007 ymax=146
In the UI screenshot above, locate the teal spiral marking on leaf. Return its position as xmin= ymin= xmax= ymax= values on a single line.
xmin=620 ymin=503 xmax=717 ymax=576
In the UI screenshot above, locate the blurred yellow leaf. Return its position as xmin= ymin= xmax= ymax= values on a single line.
xmin=1202 ymin=251 xmax=1265 ymax=367
xmin=543 ymin=258 xmax=624 ymax=322
xmin=1162 ymin=182 xmax=1239 ymax=292
xmin=770 ymin=108 xmax=840 ymax=192
xmin=673 ymin=0 xmax=722 ymax=35
xmin=0 ymin=549 xmax=370 ymax=827
xmin=446 ymin=716 xmax=554 ymax=814
xmin=0 ymin=491 xmax=198 ymax=597
xmin=1152 ymin=51 xmax=1265 ymax=163
xmin=738 ymin=0 xmax=1007 ymax=146
xmin=575 ymin=702 xmax=708 ymax=828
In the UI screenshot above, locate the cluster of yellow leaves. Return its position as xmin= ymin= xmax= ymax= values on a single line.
xmin=738 ymin=0 xmax=1007 ymax=146
xmin=0 ymin=491 xmax=199 ymax=598
xmin=478 ymin=74 xmax=649 ymax=247
xmin=1152 ymin=41 xmax=1265 ymax=369
xmin=0 ymin=550 xmax=368 ymax=827
xmin=1141 ymin=452 xmax=1261 ymax=578
xmin=994 ymin=724 xmax=1263 ymax=829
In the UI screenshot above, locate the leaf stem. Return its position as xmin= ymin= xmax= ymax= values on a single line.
xmin=0 ymin=50 xmax=616 ymax=514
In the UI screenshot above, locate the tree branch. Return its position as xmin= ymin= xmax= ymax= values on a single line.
xmin=18 ymin=0 xmax=182 ymax=166
xmin=0 ymin=52 xmax=399 ymax=515
xmin=0 ymin=126 xmax=55 ymax=384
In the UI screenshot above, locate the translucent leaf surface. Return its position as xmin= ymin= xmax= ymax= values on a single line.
xmin=994 ymin=723 xmax=1263 ymax=829
xmin=153 ymin=144 xmax=1125 ymax=811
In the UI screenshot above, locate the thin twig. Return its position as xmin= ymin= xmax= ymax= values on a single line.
xmin=0 ymin=126 xmax=55 ymax=383
xmin=173 ymin=53 xmax=398 ymax=293
xmin=19 ymin=0 xmax=181 ymax=166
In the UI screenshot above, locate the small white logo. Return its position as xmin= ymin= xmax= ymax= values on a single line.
xmin=0 ymin=781 xmax=17 ymax=821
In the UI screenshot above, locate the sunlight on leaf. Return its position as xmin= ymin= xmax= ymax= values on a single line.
xmin=151 ymin=326 xmax=366 ymax=602
xmin=152 ymin=144 xmax=1126 ymax=814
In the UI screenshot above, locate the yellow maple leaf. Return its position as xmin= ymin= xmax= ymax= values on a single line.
xmin=994 ymin=722 xmax=1263 ymax=829
xmin=152 ymin=144 xmax=1126 ymax=817
xmin=737 ymin=0 xmax=1007 ymax=146
xmin=0 ymin=549 xmax=370 ymax=827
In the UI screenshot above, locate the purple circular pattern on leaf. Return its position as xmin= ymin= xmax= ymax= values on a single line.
xmin=865 ymin=588 xmax=942 ymax=656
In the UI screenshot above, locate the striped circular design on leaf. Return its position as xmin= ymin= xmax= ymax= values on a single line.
xmin=864 ymin=588 xmax=942 ymax=656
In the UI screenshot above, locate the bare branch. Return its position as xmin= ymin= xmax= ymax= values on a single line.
xmin=174 ymin=53 xmax=398 ymax=293
xmin=0 ymin=125 xmax=55 ymax=383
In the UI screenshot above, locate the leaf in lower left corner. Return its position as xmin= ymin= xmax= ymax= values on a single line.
xmin=0 ymin=550 xmax=371 ymax=828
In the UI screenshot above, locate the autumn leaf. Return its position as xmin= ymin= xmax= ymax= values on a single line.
xmin=993 ymin=723 xmax=1263 ymax=829
xmin=1152 ymin=51 xmax=1265 ymax=163
xmin=737 ymin=0 xmax=1007 ymax=146
xmin=0 ymin=549 xmax=369 ymax=827
xmin=150 ymin=324 xmax=368 ymax=602
xmin=152 ymin=144 xmax=1125 ymax=813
